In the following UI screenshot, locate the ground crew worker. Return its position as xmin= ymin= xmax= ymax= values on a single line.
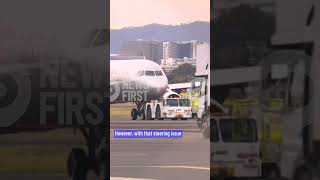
xmin=180 ymin=89 xmax=189 ymax=98
xmin=223 ymin=87 xmax=245 ymax=116
xmin=235 ymin=94 xmax=258 ymax=118
xmin=263 ymin=81 xmax=285 ymax=142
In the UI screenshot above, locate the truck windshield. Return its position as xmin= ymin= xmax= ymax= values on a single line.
xmin=211 ymin=119 xmax=219 ymax=142
xmin=179 ymin=99 xmax=190 ymax=107
xmin=166 ymin=99 xmax=178 ymax=107
xmin=219 ymin=119 xmax=257 ymax=143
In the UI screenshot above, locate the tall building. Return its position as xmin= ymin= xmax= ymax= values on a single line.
xmin=163 ymin=40 xmax=199 ymax=59
xmin=120 ymin=40 xmax=163 ymax=64
xmin=163 ymin=42 xmax=179 ymax=59
xmin=161 ymin=41 xmax=209 ymax=74
xmin=178 ymin=42 xmax=193 ymax=59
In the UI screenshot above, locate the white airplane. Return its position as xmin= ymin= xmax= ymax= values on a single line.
xmin=110 ymin=58 xmax=169 ymax=118
xmin=110 ymin=58 xmax=168 ymax=103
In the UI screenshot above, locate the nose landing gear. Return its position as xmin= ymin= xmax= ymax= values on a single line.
xmin=131 ymin=102 xmax=146 ymax=120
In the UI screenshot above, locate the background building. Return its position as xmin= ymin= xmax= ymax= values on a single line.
xmin=161 ymin=41 xmax=209 ymax=73
xmin=118 ymin=39 xmax=209 ymax=74
xmin=177 ymin=40 xmax=199 ymax=59
xmin=163 ymin=42 xmax=179 ymax=59
xmin=163 ymin=40 xmax=199 ymax=59
xmin=120 ymin=40 xmax=163 ymax=64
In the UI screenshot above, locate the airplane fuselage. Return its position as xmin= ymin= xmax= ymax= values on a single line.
xmin=110 ymin=59 xmax=168 ymax=103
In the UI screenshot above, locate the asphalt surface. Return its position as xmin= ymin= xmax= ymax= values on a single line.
xmin=0 ymin=117 xmax=209 ymax=180
xmin=0 ymin=117 xmax=275 ymax=180
xmin=110 ymin=117 xmax=210 ymax=180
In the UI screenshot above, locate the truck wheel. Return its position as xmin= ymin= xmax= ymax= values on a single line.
xmin=156 ymin=106 xmax=163 ymax=120
xmin=131 ymin=109 xmax=138 ymax=120
xmin=192 ymin=113 xmax=197 ymax=119
xmin=140 ymin=110 xmax=146 ymax=120
xmin=146 ymin=106 xmax=153 ymax=120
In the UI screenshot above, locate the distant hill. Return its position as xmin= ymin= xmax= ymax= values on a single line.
xmin=110 ymin=21 xmax=210 ymax=53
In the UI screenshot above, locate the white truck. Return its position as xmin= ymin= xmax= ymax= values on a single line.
xmin=210 ymin=53 xmax=312 ymax=179
xmin=210 ymin=98 xmax=261 ymax=178
xmin=257 ymin=1 xmax=320 ymax=179
xmin=144 ymin=90 xmax=192 ymax=120
xmin=211 ymin=116 xmax=261 ymax=178
xmin=191 ymin=77 xmax=210 ymax=123
xmin=211 ymin=1 xmax=320 ymax=179
xmin=190 ymin=42 xmax=211 ymax=137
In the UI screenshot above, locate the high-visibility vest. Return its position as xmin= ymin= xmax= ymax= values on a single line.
xmin=180 ymin=92 xmax=189 ymax=98
xmin=223 ymin=99 xmax=234 ymax=108
xmin=192 ymin=97 xmax=199 ymax=109
xmin=269 ymin=98 xmax=284 ymax=112
xmin=223 ymin=98 xmax=251 ymax=117
xmin=237 ymin=99 xmax=251 ymax=113
xmin=263 ymin=112 xmax=282 ymax=141
xmin=223 ymin=99 xmax=236 ymax=114
xmin=261 ymin=98 xmax=284 ymax=141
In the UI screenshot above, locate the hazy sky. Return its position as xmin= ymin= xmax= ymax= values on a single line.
xmin=111 ymin=0 xmax=210 ymax=29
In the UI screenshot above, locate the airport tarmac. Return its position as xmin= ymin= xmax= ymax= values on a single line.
xmin=0 ymin=118 xmax=275 ymax=180
xmin=110 ymin=117 xmax=210 ymax=180
xmin=0 ymin=118 xmax=208 ymax=180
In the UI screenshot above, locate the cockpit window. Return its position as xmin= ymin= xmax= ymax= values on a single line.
xmin=155 ymin=71 xmax=163 ymax=76
xmin=137 ymin=71 xmax=144 ymax=76
xmin=145 ymin=71 xmax=155 ymax=76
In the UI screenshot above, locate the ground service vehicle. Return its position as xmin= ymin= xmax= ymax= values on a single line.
xmin=257 ymin=1 xmax=320 ymax=179
xmin=211 ymin=1 xmax=320 ymax=178
xmin=142 ymin=90 xmax=192 ymax=120
xmin=211 ymin=117 xmax=261 ymax=178
xmin=190 ymin=43 xmax=210 ymax=137
xmin=257 ymin=51 xmax=311 ymax=179
xmin=191 ymin=77 xmax=210 ymax=124
xmin=211 ymin=52 xmax=312 ymax=179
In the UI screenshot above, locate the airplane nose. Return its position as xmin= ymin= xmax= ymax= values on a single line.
xmin=147 ymin=78 xmax=167 ymax=89
xmin=144 ymin=78 xmax=168 ymax=100
xmin=156 ymin=84 xmax=167 ymax=94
